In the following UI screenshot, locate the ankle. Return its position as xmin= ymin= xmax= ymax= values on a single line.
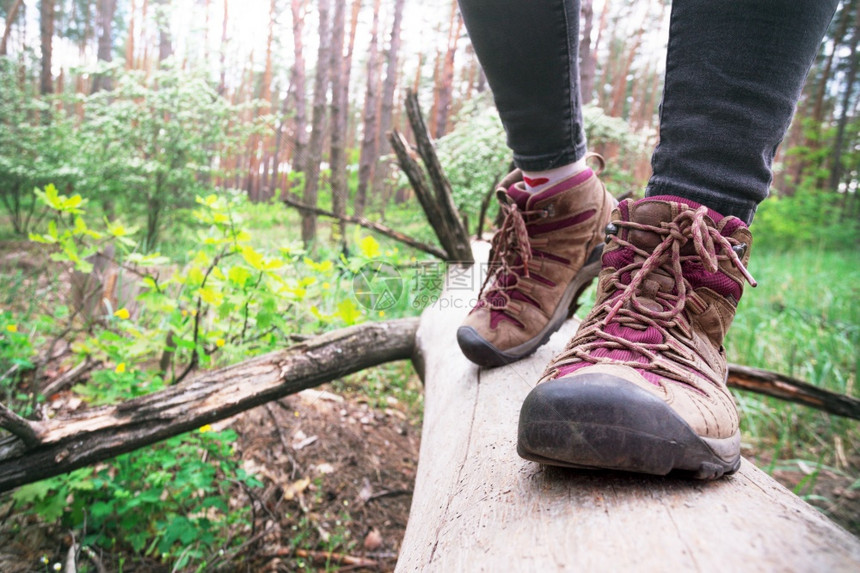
xmin=522 ymin=157 xmax=589 ymax=194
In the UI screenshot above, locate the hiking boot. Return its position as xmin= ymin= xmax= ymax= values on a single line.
xmin=517 ymin=196 xmax=757 ymax=479
xmin=457 ymin=160 xmax=615 ymax=368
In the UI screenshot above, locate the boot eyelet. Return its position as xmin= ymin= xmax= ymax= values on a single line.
xmin=732 ymin=243 xmax=748 ymax=258
xmin=604 ymin=222 xmax=618 ymax=243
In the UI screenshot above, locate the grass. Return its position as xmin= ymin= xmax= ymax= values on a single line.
xmin=727 ymin=248 xmax=859 ymax=469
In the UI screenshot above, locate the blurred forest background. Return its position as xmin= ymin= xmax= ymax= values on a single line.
xmin=0 ymin=0 xmax=858 ymax=570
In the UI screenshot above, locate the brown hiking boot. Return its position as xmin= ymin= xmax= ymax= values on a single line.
xmin=517 ymin=196 xmax=757 ymax=479
xmin=457 ymin=161 xmax=615 ymax=368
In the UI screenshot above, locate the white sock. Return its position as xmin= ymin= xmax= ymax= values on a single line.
xmin=522 ymin=156 xmax=589 ymax=194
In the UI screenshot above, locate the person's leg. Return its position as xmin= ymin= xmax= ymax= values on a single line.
xmin=458 ymin=0 xmax=586 ymax=174
xmin=457 ymin=0 xmax=615 ymax=367
xmin=648 ymin=0 xmax=840 ymax=223
xmin=518 ymin=0 xmax=839 ymax=478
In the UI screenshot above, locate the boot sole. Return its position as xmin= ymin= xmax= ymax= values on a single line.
xmin=457 ymin=244 xmax=604 ymax=369
xmin=517 ymin=375 xmax=741 ymax=480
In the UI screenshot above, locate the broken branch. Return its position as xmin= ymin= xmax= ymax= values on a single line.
xmin=0 ymin=318 xmax=419 ymax=493
xmin=282 ymin=195 xmax=447 ymax=260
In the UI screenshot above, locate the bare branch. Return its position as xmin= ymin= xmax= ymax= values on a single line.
xmin=0 ymin=402 xmax=42 ymax=448
xmin=727 ymin=363 xmax=860 ymax=420
xmin=282 ymin=195 xmax=447 ymax=260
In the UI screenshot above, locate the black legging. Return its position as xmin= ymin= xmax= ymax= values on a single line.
xmin=457 ymin=0 xmax=839 ymax=223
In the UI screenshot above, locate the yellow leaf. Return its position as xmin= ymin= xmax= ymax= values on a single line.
xmin=198 ymin=287 xmax=223 ymax=306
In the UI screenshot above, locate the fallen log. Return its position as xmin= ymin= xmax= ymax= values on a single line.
xmin=728 ymin=362 xmax=860 ymax=420
xmin=0 ymin=319 xmax=418 ymax=493
xmin=397 ymin=243 xmax=860 ymax=571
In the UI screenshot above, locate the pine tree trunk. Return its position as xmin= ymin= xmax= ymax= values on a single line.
xmin=609 ymin=20 xmax=645 ymax=118
xmin=579 ymin=0 xmax=596 ymax=105
xmin=40 ymin=0 xmax=55 ymax=95
xmin=92 ymin=0 xmax=118 ymax=92
xmin=370 ymin=0 xmax=405 ymax=200
xmin=218 ymin=0 xmax=228 ymax=94
xmin=433 ymin=0 xmax=461 ymax=138
xmin=0 ymin=0 xmax=23 ymax=56
xmin=828 ymin=3 xmax=860 ymax=193
xmin=354 ymin=0 xmax=382 ymax=218
xmin=328 ymin=0 xmax=350 ymax=243
xmin=157 ymin=0 xmax=173 ymax=63
xmin=125 ymin=0 xmax=136 ymax=70
xmin=287 ymin=0 xmax=309 ymax=195
xmin=300 ymin=0 xmax=332 ymax=245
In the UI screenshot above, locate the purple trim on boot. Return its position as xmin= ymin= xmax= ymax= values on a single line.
xmin=527 ymin=168 xmax=595 ymax=204
xmin=528 ymin=209 xmax=596 ymax=235
xmin=507 ymin=185 xmax=531 ymax=209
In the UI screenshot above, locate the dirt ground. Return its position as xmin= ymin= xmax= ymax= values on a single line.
xmin=226 ymin=388 xmax=421 ymax=572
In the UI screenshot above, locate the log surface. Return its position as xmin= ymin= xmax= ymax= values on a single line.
xmin=400 ymin=244 xmax=860 ymax=572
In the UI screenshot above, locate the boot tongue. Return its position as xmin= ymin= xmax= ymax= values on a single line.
xmin=625 ymin=196 xmax=725 ymax=254
xmin=626 ymin=199 xmax=677 ymax=250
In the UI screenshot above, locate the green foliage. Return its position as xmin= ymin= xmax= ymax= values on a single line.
xmin=75 ymin=66 xmax=267 ymax=249
xmin=751 ymin=188 xmax=859 ymax=251
xmin=5 ymin=186 xmax=398 ymax=567
xmin=0 ymin=59 xmax=80 ymax=235
xmin=435 ymin=97 xmax=510 ymax=228
xmin=0 ymin=310 xmax=36 ymax=407
xmin=12 ymin=428 xmax=261 ymax=567
xmin=0 ymin=60 xmax=268 ymax=248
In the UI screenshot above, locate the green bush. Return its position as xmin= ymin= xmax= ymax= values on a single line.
xmin=11 ymin=428 xmax=260 ymax=568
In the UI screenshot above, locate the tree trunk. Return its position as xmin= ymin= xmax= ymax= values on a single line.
xmin=354 ymin=0 xmax=382 ymax=218
xmin=397 ymin=245 xmax=860 ymax=571
xmin=432 ymin=0 xmax=461 ymax=138
xmin=125 ymin=0 xmax=136 ymax=70
xmin=609 ymin=19 xmax=645 ymax=118
xmin=328 ymin=0 xmax=348 ymax=243
xmin=286 ymin=0 xmax=308 ymax=194
xmin=579 ymin=0 xmax=596 ymax=105
xmin=218 ymin=0 xmax=228 ymax=94
xmin=261 ymin=0 xmax=276 ymax=104
xmin=156 ymin=0 xmax=173 ymax=63
xmin=370 ymin=0 xmax=406 ymax=200
xmin=0 ymin=0 xmax=23 ymax=56
xmin=300 ymin=0 xmax=332 ymax=245
xmin=92 ymin=0 xmax=118 ymax=92
xmin=40 ymin=0 xmax=55 ymax=95
xmin=828 ymin=3 xmax=860 ymax=193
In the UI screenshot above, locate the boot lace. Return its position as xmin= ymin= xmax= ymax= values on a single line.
xmin=545 ymin=205 xmax=756 ymax=382
xmin=477 ymin=200 xmax=549 ymax=309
